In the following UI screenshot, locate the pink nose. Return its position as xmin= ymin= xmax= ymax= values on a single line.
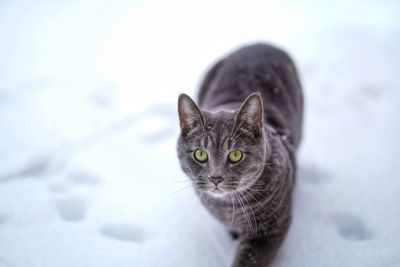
xmin=209 ymin=176 xmax=224 ymax=186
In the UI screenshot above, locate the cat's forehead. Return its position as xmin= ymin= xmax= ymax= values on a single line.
xmin=200 ymin=110 xmax=234 ymax=152
xmin=203 ymin=110 xmax=236 ymax=130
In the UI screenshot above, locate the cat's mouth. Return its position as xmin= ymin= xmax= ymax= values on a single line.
xmin=196 ymin=184 xmax=226 ymax=195
xmin=195 ymin=179 xmax=238 ymax=196
xmin=198 ymin=185 xmax=225 ymax=192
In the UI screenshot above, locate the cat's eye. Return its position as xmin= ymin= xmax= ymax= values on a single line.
xmin=228 ymin=149 xmax=243 ymax=163
xmin=194 ymin=148 xmax=208 ymax=163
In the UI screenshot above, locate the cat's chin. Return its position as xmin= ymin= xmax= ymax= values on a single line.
xmin=203 ymin=187 xmax=233 ymax=199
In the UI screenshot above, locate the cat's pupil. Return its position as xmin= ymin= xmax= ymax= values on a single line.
xmin=194 ymin=149 xmax=208 ymax=163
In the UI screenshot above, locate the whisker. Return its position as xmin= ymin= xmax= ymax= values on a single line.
xmin=165 ymin=179 xmax=193 ymax=189
xmin=229 ymin=193 xmax=236 ymax=226
xmin=162 ymin=183 xmax=194 ymax=201
xmin=239 ymin=191 xmax=257 ymax=237
xmin=236 ymin=193 xmax=255 ymax=238
xmin=248 ymin=185 xmax=270 ymax=192
xmin=199 ymin=191 xmax=204 ymax=203
xmin=246 ymin=187 xmax=265 ymax=197
xmin=245 ymin=190 xmax=265 ymax=208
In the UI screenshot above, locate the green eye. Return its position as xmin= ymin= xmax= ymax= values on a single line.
xmin=194 ymin=148 xmax=208 ymax=163
xmin=228 ymin=149 xmax=243 ymax=163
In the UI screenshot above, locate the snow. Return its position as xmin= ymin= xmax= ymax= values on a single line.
xmin=0 ymin=0 xmax=400 ymax=266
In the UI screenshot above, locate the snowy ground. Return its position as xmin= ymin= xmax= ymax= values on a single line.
xmin=1 ymin=0 xmax=400 ymax=266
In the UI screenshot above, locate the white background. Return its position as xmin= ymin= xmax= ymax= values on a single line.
xmin=0 ymin=0 xmax=399 ymax=266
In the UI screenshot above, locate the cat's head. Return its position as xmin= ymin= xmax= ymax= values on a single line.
xmin=177 ymin=93 xmax=269 ymax=198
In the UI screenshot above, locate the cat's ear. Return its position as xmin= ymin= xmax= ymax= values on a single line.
xmin=233 ymin=93 xmax=264 ymax=137
xmin=178 ymin=94 xmax=205 ymax=135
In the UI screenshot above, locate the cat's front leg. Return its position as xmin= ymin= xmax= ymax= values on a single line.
xmin=231 ymin=235 xmax=284 ymax=267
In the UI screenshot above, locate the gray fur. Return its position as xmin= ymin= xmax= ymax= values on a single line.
xmin=177 ymin=43 xmax=303 ymax=267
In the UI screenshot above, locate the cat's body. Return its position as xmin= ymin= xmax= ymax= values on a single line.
xmin=177 ymin=43 xmax=303 ymax=267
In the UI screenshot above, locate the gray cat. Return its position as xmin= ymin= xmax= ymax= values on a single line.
xmin=177 ymin=43 xmax=303 ymax=267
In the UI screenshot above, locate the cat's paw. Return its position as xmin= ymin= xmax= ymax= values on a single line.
xmin=229 ymin=230 xmax=240 ymax=240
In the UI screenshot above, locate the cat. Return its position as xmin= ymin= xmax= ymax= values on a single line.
xmin=177 ymin=43 xmax=303 ymax=267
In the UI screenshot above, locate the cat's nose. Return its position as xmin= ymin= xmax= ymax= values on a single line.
xmin=209 ymin=176 xmax=224 ymax=186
